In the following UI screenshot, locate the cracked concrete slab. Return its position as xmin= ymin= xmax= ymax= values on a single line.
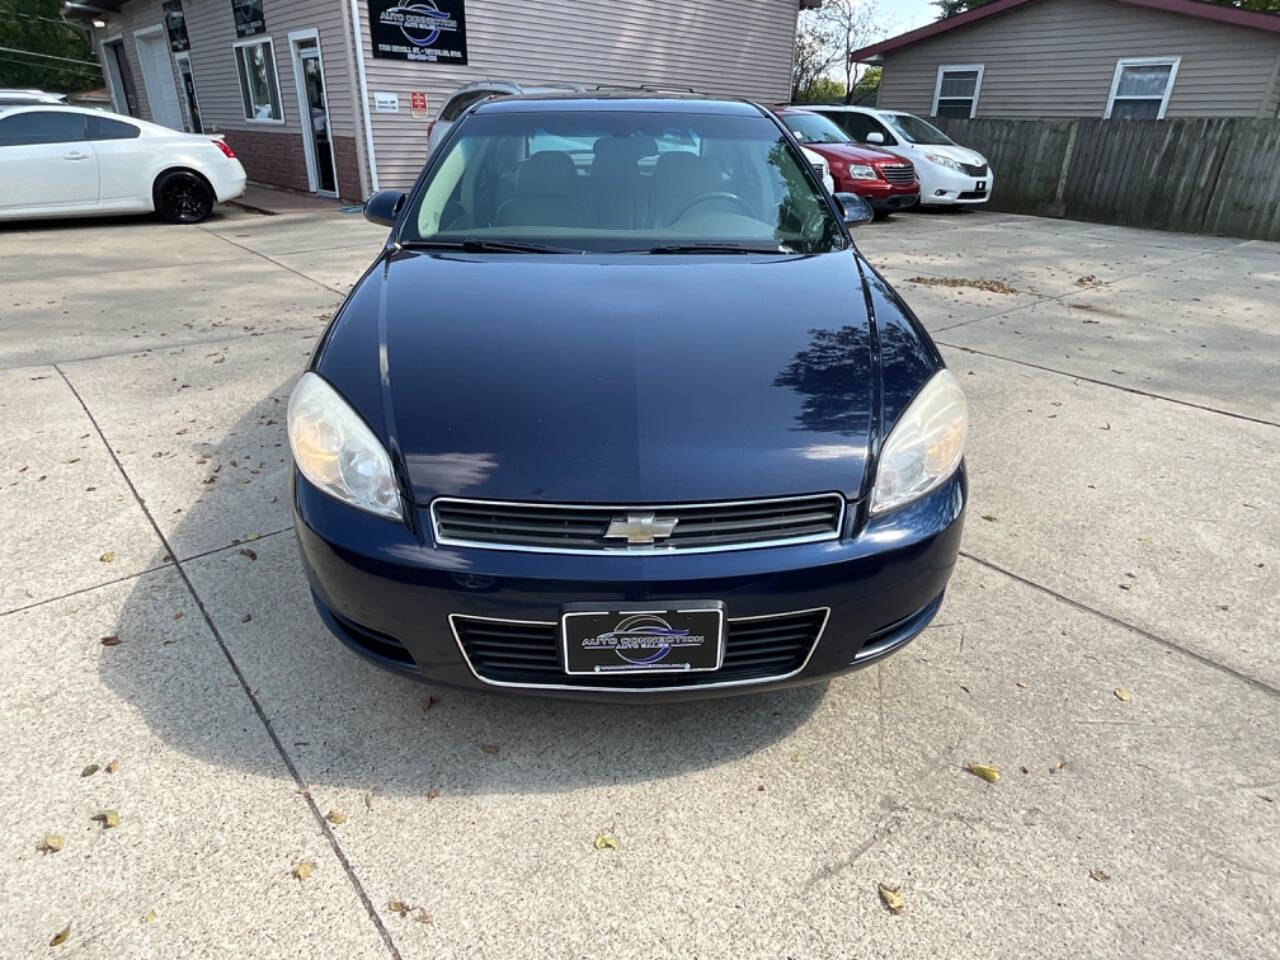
xmin=0 ymin=568 xmax=389 ymax=959
xmin=0 ymin=257 xmax=340 ymax=369
xmin=0 ymin=366 xmax=161 ymax=613
xmin=58 ymin=333 xmax=315 ymax=560
xmin=947 ymin=346 xmax=1280 ymax=689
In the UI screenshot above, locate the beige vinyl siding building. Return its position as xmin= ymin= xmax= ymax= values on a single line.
xmin=357 ymin=1 xmax=803 ymax=191
xmin=856 ymin=0 xmax=1280 ymax=121
xmin=71 ymin=0 xmax=804 ymax=201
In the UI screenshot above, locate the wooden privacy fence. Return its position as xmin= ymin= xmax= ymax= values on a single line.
xmin=931 ymin=117 xmax=1280 ymax=241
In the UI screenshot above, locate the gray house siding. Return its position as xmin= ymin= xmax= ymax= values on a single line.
xmin=96 ymin=0 xmax=365 ymax=198
xmin=877 ymin=0 xmax=1280 ymax=119
xmin=357 ymin=0 xmax=801 ymax=190
xmin=92 ymin=0 xmax=801 ymax=197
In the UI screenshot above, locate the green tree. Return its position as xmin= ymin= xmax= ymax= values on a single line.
xmin=934 ymin=0 xmax=1278 ymax=17
xmin=794 ymin=76 xmax=846 ymax=103
xmin=0 ymin=0 xmax=100 ymax=92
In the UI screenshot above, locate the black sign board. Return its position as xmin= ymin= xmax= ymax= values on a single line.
xmin=369 ymin=0 xmax=467 ymax=64
xmin=162 ymin=0 xmax=189 ymax=51
xmin=231 ymin=0 xmax=265 ymax=38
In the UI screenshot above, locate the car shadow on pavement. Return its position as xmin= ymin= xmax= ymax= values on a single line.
xmin=102 ymin=380 xmax=827 ymax=798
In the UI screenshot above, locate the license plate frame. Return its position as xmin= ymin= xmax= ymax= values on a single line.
xmin=561 ymin=601 xmax=725 ymax=676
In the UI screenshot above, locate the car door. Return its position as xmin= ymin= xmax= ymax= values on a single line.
xmin=0 ymin=110 xmax=99 ymax=213
xmin=86 ymin=113 xmax=149 ymax=207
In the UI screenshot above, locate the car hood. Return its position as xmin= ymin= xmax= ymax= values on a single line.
xmin=321 ymin=250 xmax=876 ymax=505
xmin=916 ymin=142 xmax=986 ymax=165
xmin=803 ymin=142 xmax=901 ymax=165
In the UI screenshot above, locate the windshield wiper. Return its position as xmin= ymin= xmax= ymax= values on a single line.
xmin=637 ymin=242 xmax=792 ymax=255
xmin=399 ymin=238 xmax=580 ymax=254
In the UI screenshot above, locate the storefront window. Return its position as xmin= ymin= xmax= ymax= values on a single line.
xmin=234 ymin=37 xmax=283 ymax=122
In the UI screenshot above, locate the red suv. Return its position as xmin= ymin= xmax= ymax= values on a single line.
xmin=774 ymin=106 xmax=919 ymax=215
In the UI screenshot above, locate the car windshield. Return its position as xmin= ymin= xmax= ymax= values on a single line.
xmin=399 ymin=108 xmax=845 ymax=254
xmin=781 ymin=111 xmax=852 ymax=145
xmin=881 ymin=113 xmax=954 ymax=146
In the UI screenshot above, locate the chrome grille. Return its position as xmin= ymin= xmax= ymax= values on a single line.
xmin=879 ymin=162 xmax=916 ymax=184
xmin=431 ymin=494 xmax=845 ymax=553
xmin=451 ymin=608 xmax=829 ymax=689
xmin=961 ymin=161 xmax=988 ymax=177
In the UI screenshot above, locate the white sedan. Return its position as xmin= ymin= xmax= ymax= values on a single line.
xmin=0 ymin=105 xmax=246 ymax=224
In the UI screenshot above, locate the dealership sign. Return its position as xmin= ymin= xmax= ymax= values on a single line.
xmin=369 ymin=0 xmax=468 ymax=64
xmin=231 ymin=0 xmax=265 ymax=37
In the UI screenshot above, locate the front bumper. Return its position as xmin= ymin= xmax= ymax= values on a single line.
xmin=294 ymin=470 xmax=966 ymax=702
xmin=918 ymin=163 xmax=993 ymax=206
xmin=837 ymin=177 xmax=919 ymax=212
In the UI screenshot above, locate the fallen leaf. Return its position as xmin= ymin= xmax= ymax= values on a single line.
xmin=388 ymin=900 xmax=410 ymax=917
xmin=99 ymin=551 xmax=116 ymax=563
xmin=92 ymin=810 xmax=120 ymax=829
xmin=100 ymin=635 xmax=121 ymax=646
xmin=326 ymin=810 xmax=346 ymax=825
xmin=426 ymin=787 xmax=440 ymax=801
xmin=241 ymin=613 xmax=253 ymax=623
xmin=38 ymin=834 xmax=65 ymax=854
xmin=1089 ymin=867 xmax=1111 ymax=882
xmin=50 ymin=923 xmax=71 ymax=947
xmin=173 ymin=611 xmax=184 ymax=620
xmin=981 ymin=514 xmax=998 ymax=522
xmin=877 ymin=882 xmax=905 ymax=915
xmin=906 ymin=275 xmax=1019 ymax=295
xmin=292 ymin=860 xmax=314 ymax=881
xmin=966 ymin=763 xmax=1000 ymax=783
xmin=81 ymin=764 xmax=99 ymax=777
xmin=414 ymin=908 xmax=432 ymax=925
xmin=481 ymin=743 xmax=499 ymax=755
xmin=239 ymin=548 xmax=257 ymax=561
xmin=1114 ymin=687 xmax=1131 ymax=702
xmin=105 ymin=760 xmax=119 ymax=774
xmin=423 ymin=695 xmax=439 ymax=711
xmin=594 ymin=833 xmax=619 ymax=850
xmin=363 ymin=791 xmax=373 ymax=810
xmin=143 ymin=910 xmax=156 ymax=923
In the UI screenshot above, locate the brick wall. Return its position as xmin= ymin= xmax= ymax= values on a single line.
xmin=332 ymin=135 xmax=363 ymax=203
xmin=222 ymin=127 xmax=310 ymax=194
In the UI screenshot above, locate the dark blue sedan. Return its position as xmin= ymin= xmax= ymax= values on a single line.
xmin=288 ymin=93 xmax=968 ymax=700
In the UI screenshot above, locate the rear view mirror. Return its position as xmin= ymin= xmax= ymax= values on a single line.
xmin=865 ymin=131 xmax=885 ymax=145
xmin=364 ymin=190 xmax=406 ymax=227
xmin=833 ymin=192 xmax=874 ymax=228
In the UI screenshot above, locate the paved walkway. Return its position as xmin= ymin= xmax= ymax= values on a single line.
xmin=1 ymin=206 xmax=1277 ymax=958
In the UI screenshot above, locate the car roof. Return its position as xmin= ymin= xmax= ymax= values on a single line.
xmin=473 ymin=92 xmax=766 ymax=117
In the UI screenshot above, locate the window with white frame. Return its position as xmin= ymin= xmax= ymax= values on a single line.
xmin=932 ymin=64 xmax=983 ymax=118
xmin=234 ymin=37 xmax=283 ymax=122
xmin=1106 ymin=57 xmax=1180 ymax=119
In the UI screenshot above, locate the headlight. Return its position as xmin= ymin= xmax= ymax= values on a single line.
xmin=925 ymin=152 xmax=963 ymax=172
xmin=287 ymin=371 xmax=403 ymax=520
xmin=846 ymin=164 xmax=878 ymax=180
xmin=870 ymin=369 xmax=967 ymax=515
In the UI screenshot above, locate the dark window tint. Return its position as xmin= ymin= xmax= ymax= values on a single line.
xmin=441 ymin=89 xmax=492 ymax=122
xmin=86 ymin=114 xmax=140 ymax=140
xmin=821 ymin=110 xmax=896 ymax=146
xmin=0 ymin=110 xmax=86 ymax=146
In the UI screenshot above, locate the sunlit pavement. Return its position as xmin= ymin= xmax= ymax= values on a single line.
xmin=2 ymin=204 xmax=1277 ymax=959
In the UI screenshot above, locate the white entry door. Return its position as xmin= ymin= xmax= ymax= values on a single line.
xmin=134 ymin=28 xmax=184 ymax=130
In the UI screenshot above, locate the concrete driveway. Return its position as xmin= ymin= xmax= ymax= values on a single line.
xmin=2 ymin=205 xmax=1277 ymax=959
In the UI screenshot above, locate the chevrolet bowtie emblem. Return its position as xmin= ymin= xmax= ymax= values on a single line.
xmin=604 ymin=512 xmax=680 ymax=545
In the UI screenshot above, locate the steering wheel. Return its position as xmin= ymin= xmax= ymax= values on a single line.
xmin=672 ymin=191 xmax=755 ymax=223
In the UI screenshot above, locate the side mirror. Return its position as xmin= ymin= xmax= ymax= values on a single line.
xmin=364 ymin=190 xmax=406 ymax=227
xmin=833 ymin=192 xmax=874 ymax=228
xmin=865 ymin=131 xmax=885 ymax=145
